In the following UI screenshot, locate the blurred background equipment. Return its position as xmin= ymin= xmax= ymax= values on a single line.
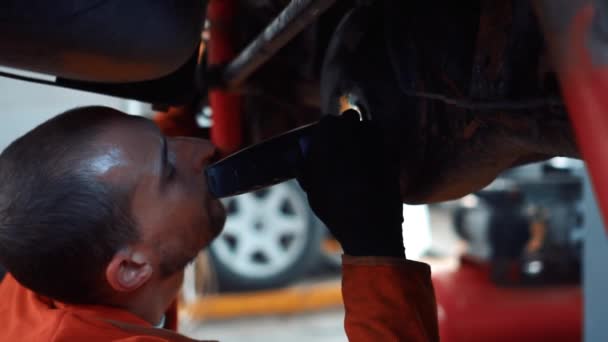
xmin=453 ymin=158 xmax=583 ymax=286
xmin=438 ymin=158 xmax=583 ymax=341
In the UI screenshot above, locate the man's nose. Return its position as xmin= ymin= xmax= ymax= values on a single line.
xmin=173 ymin=137 xmax=217 ymax=174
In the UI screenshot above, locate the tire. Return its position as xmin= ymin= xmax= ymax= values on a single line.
xmin=209 ymin=181 xmax=323 ymax=291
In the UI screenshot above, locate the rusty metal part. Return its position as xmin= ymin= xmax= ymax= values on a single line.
xmin=222 ymin=0 xmax=336 ymax=89
xmin=321 ymin=0 xmax=578 ymax=204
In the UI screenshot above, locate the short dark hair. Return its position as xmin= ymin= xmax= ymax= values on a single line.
xmin=0 ymin=107 xmax=139 ymax=304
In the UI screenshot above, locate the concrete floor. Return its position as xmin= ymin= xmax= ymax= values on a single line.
xmin=180 ymin=309 xmax=347 ymax=342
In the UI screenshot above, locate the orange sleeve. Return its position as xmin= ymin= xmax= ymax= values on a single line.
xmin=341 ymin=256 xmax=439 ymax=342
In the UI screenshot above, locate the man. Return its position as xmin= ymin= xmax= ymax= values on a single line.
xmin=0 ymin=106 xmax=438 ymax=341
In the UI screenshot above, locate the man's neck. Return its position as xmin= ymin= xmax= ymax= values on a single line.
xmin=107 ymin=269 xmax=183 ymax=326
xmin=124 ymin=291 xmax=171 ymax=326
xmin=105 ymin=284 xmax=174 ymax=326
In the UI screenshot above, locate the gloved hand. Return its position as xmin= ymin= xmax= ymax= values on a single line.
xmin=297 ymin=110 xmax=405 ymax=258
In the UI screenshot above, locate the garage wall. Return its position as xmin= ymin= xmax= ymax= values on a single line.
xmin=0 ymin=75 xmax=148 ymax=151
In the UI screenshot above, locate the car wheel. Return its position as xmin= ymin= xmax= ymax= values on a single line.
xmin=209 ymin=181 xmax=323 ymax=291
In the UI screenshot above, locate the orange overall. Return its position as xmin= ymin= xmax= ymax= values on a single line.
xmin=0 ymin=257 xmax=438 ymax=341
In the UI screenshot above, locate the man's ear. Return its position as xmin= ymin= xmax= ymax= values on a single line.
xmin=105 ymin=248 xmax=153 ymax=292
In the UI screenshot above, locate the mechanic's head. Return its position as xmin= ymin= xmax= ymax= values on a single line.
xmin=0 ymin=106 xmax=225 ymax=306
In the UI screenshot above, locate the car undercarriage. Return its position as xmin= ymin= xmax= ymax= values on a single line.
xmin=223 ymin=0 xmax=579 ymax=203
xmin=0 ymin=0 xmax=604 ymax=209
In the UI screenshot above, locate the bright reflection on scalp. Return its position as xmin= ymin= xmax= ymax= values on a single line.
xmin=85 ymin=148 xmax=125 ymax=175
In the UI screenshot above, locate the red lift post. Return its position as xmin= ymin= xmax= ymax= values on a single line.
xmin=535 ymin=0 xmax=608 ymax=232
xmin=207 ymin=0 xmax=243 ymax=155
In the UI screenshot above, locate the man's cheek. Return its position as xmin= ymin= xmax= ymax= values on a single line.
xmin=188 ymin=213 xmax=212 ymax=246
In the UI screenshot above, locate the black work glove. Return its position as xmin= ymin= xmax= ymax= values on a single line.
xmin=297 ymin=110 xmax=405 ymax=258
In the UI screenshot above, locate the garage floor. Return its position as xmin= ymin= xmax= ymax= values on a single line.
xmin=180 ymin=309 xmax=347 ymax=342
